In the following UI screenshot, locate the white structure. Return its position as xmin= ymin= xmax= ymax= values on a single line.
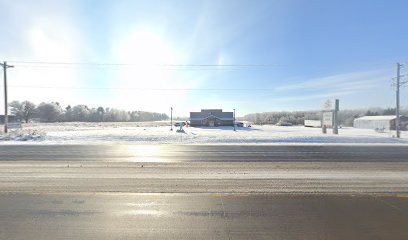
xmin=353 ymin=115 xmax=408 ymax=131
xmin=304 ymin=120 xmax=321 ymax=128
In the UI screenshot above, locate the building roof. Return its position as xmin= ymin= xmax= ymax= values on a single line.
xmin=190 ymin=109 xmax=233 ymax=120
xmin=201 ymin=109 xmax=223 ymax=111
xmin=354 ymin=115 xmax=402 ymax=121
xmin=190 ymin=116 xmax=234 ymax=121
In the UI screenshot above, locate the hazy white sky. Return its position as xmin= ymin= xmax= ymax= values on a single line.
xmin=1 ymin=0 xmax=407 ymax=116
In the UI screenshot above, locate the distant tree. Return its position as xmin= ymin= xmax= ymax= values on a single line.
xmin=9 ymin=101 xmax=24 ymax=120
xmin=9 ymin=100 xmax=37 ymax=123
xmin=304 ymin=112 xmax=320 ymax=121
xmin=21 ymin=101 xmax=36 ymax=123
xmin=10 ymin=100 xmax=173 ymax=123
xmin=97 ymin=107 xmax=105 ymax=115
xmin=64 ymin=105 xmax=73 ymax=122
xmin=338 ymin=109 xmax=362 ymax=126
xmin=36 ymin=102 xmax=62 ymax=122
xmin=383 ymin=108 xmax=396 ymax=115
xmin=365 ymin=110 xmax=379 ymax=116
xmin=72 ymin=105 xmax=90 ymax=122
xmin=96 ymin=107 xmax=105 ymax=122
xmin=255 ymin=113 xmax=261 ymax=124
xmin=130 ymin=111 xmax=140 ymax=121
xmin=323 ymin=99 xmax=332 ymax=111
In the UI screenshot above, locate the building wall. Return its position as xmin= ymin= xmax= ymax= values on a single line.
xmin=354 ymin=119 xmax=392 ymax=130
xmin=0 ymin=115 xmax=19 ymax=124
xmin=394 ymin=118 xmax=408 ymax=131
xmin=189 ymin=120 xmax=202 ymax=126
xmin=189 ymin=109 xmax=234 ymax=127
xmin=219 ymin=120 xmax=234 ymax=126
xmin=190 ymin=119 xmax=234 ymax=127
xmin=353 ymin=117 xmax=408 ymax=131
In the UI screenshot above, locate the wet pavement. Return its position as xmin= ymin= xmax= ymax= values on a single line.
xmin=1 ymin=144 xmax=408 ymax=162
xmin=0 ymin=193 xmax=407 ymax=240
xmin=1 ymin=161 xmax=408 ymax=194
xmin=1 ymin=144 xmax=408 ymax=239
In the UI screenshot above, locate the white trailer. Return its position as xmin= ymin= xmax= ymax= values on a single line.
xmin=304 ymin=120 xmax=321 ymax=128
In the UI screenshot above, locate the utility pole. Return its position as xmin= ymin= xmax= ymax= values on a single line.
xmin=0 ymin=61 xmax=14 ymax=133
xmin=333 ymin=99 xmax=339 ymax=134
xmin=396 ymin=63 xmax=403 ymax=138
xmin=170 ymin=107 xmax=173 ymax=131
xmin=233 ymin=109 xmax=236 ymax=131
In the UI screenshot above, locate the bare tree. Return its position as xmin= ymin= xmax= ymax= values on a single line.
xmin=21 ymin=101 xmax=36 ymax=123
xmin=323 ymin=99 xmax=332 ymax=111
xmin=9 ymin=101 xmax=24 ymax=120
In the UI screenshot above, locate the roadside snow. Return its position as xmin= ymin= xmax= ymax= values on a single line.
xmin=1 ymin=122 xmax=408 ymax=145
xmin=0 ymin=129 xmax=45 ymax=142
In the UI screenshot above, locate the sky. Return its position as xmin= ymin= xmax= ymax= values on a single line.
xmin=0 ymin=0 xmax=408 ymax=117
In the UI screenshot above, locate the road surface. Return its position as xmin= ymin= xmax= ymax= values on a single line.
xmin=0 ymin=144 xmax=408 ymax=239
xmin=1 ymin=193 xmax=408 ymax=240
xmin=1 ymin=144 xmax=408 ymax=162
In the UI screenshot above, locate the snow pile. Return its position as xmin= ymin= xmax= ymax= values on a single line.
xmin=0 ymin=129 xmax=45 ymax=142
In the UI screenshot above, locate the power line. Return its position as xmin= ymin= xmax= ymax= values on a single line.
xmin=13 ymin=65 xmax=278 ymax=71
xmin=9 ymin=61 xmax=286 ymax=69
xmin=9 ymin=60 xmax=403 ymax=67
xmin=3 ymin=85 xmax=278 ymax=91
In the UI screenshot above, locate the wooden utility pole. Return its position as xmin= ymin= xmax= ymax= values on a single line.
xmin=391 ymin=62 xmax=408 ymax=138
xmin=0 ymin=61 xmax=14 ymax=133
xmin=395 ymin=63 xmax=401 ymax=138
xmin=233 ymin=108 xmax=236 ymax=131
xmin=333 ymin=99 xmax=339 ymax=134
xmin=170 ymin=107 xmax=173 ymax=131
xmin=396 ymin=63 xmax=403 ymax=138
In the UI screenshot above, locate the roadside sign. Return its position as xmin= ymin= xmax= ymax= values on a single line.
xmin=322 ymin=112 xmax=333 ymax=128
xmin=7 ymin=122 xmax=22 ymax=129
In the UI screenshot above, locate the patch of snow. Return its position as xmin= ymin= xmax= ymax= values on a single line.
xmin=1 ymin=123 xmax=408 ymax=145
xmin=0 ymin=129 xmax=45 ymax=142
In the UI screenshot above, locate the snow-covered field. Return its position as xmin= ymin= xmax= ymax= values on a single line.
xmin=1 ymin=122 xmax=408 ymax=145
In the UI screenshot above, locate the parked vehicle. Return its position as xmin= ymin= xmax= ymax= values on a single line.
xmin=236 ymin=122 xmax=244 ymax=127
xmin=276 ymin=121 xmax=293 ymax=126
xmin=174 ymin=121 xmax=188 ymax=127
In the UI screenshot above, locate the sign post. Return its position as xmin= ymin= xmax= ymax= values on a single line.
xmin=333 ymin=99 xmax=339 ymax=134
xmin=321 ymin=99 xmax=340 ymax=135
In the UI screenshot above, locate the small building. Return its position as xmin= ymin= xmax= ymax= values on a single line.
xmin=0 ymin=115 xmax=19 ymax=124
xmin=190 ymin=109 xmax=234 ymax=127
xmin=353 ymin=115 xmax=408 ymax=131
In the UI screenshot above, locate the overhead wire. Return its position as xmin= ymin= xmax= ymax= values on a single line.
xmin=3 ymin=85 xmax=277 ymax=91
xmin=3 ymin=60 xmax=403 ymax=92
xmin=4 ymin=60 xmax=283 ymax=92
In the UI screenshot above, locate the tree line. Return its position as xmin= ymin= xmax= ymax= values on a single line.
xmin=8 ymin=101 xmax=169 ymax=123
xmin=242 ymin=107 xmax=408 ymax=126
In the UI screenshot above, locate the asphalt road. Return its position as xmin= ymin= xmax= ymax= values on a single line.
xmin=1 ymin=144 xmax=408 ymax=239
xmin=1 ymin=193 xmax=408 ymax=240
xmin=1 ymin=144 xmax=408 ymax=162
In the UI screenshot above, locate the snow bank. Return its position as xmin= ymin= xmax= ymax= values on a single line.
xmin=0 ymin=129 xmax=45 ymax=142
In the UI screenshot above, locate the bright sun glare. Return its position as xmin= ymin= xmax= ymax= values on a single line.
xmin=110 ymin=29 xmax=186 ymax=111
xmin=128 ymin=145 xmax=161 ymax=162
